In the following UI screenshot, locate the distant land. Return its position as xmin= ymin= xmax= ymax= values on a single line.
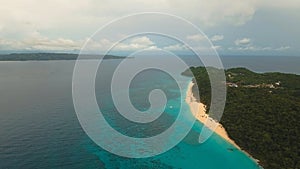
xmin=0 ymin=53 xmax=126 ymax=61
xmin=182 ymin=67 xmax=300 ymax=169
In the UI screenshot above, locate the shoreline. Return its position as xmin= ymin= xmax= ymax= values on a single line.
xmin=185 ymin=81 xmax=260 ymax=164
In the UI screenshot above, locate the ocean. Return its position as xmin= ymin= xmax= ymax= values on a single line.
xmin=1 ymin=55 xmax=298 ymax=169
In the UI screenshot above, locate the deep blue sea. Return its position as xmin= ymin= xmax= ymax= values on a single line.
xmin=0 ymin=55 xmax=299 ymax=169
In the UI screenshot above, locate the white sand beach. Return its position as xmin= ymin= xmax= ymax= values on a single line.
xmin=185 ymin=81 xmax=240 ymax=148
xmin=185 ymin=81 xmax=260 ymax=163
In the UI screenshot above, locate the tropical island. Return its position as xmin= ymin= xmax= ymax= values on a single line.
xmin=182 ymin=67 xmax=300 ymax=169
xmin=0 ymin=53 xmax=126 ymax=61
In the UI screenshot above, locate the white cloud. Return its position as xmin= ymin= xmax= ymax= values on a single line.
xmin=163 ymin=44 xmax=187 ymax=51
xmin=211 ymin=35 xmax=224 ymax=42
xmin=212 ymin=45 xmax=222 ymax=50
xmin=186 ymin=34 xmax=206 ymax=41
xmin=130 ymin=36 xmax=154 ymax=46
xmin=275 ymin=46 xmax=291 ymax=51
xmin=114 ymin=36 xmax=157 ymax=51
xmin=235 ymin=38 xmax=251 ymax=45
xmin=0 ymin=34 xmax=160 ymax=52
xmin=0 ymin=32 xmax=81 ymax=51
xmin=231 ymin=37 xmax=290 ymax=52
xmin=228 ymin=45 xmax=291 ymax=51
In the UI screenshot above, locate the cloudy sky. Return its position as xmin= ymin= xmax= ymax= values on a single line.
xmin=0 ymin=0 xmax=299 ymax=56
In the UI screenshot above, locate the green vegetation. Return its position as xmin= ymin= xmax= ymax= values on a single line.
xmin=182 ymin=67 xmax=300 ymax=169
xmin=0 ymin=53 xmax=125 ymax=61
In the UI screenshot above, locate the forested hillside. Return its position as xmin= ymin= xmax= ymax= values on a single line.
xmin=182 ymin=67 xmax=300 ymax=169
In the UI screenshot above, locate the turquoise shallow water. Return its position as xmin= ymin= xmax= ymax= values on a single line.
xmin=0 ymin=60 xmax=261 ymax=169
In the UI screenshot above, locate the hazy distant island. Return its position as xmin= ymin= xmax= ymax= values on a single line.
xmin=182 ymin=67 xmax=300 ymax=169
xmin=0 ymin=53 xmax=126 ymax=61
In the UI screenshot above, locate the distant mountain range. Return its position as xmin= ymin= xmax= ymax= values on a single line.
xmin=0 ymin=53 xmax=126 ymax=61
